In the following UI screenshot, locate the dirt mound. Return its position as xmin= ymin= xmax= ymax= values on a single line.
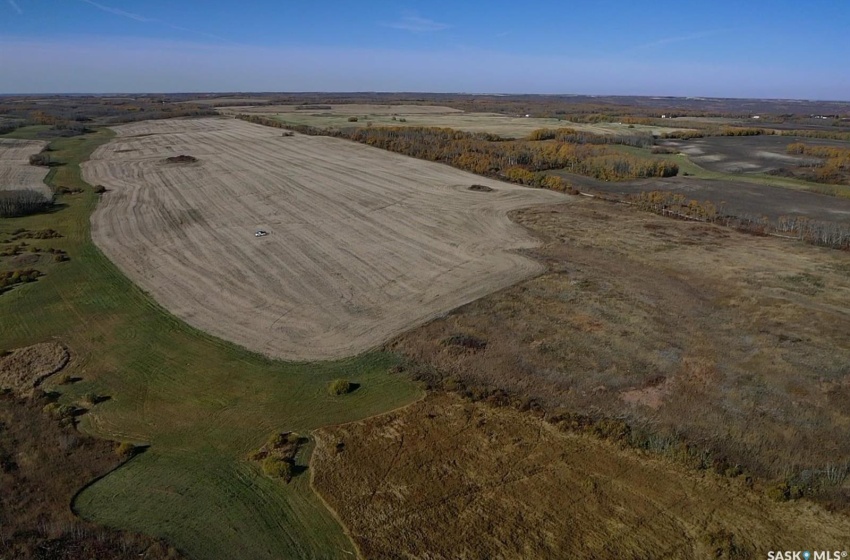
xmin=468 ymin=184 xmax=494 ymax=192
xmin=0 ymin=341 xmax=70 ymax=395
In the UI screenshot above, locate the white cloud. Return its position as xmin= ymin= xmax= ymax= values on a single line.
xmin=7 ymin=0 xmax=22 ymax=15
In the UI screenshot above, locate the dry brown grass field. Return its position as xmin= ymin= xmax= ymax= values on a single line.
xmin=0 ymin=138 xmax=51 ymax=196
xmin=305 ymin=166 xmax=850 ymax=560
xmin=391 ymin=198 xmax=850 ymax=494
xmin=81 ymin=117 xmax=564 ymax=360
xmin=312 ymin=393 xmax=850 ymax=560
xmin=0 ymin=341 xmax=69 ymax=395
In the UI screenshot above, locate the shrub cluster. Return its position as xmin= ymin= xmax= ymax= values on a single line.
xmin=0 ymin=268 xmax=42 ymax=291
xmin=42 ymin=402 xmax=79 ymax=421
xmin=28 ymin=152 xmax=52 ymax=166
xmin=0 ymin=244 xmax=23 ymax=257
xmin=651 ymin=146 xmax=678 ymax=154
xmin=250 ymin=431 xmax=304 ymax=483
xmin=6 ymin=228 xmax=62 ymax=241
xmin=56 ymin=186 xmax=83 ymax=195
xmin=261 ymin=456 xmax=294 ymax=481
xmin=327 ymin=378 xmax=352 ymax=396
xmin=115 ymin=442 xmax=137 ymax=459
xmin=2 ymin=243 xmax=67 ymax=259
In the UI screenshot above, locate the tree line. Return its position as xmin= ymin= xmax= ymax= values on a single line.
xmin=660 ymin=127 xmax=772 ymax=139
xmin=238 ymin=115 xmax=678 ymax=186
xmin=781 ymin=130 xmax=850 ymax=141
xmin=0 ymin=190 xmax=54 ymax=218
xmin=786 ymin=142 xmax=850 ymax=185
xmin=630 ymin=190 xmax=850 ymax=250
xmin=526 ymin=127 xmax=654 ymax=148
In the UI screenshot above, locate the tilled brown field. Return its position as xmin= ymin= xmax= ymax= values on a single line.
xmin=82 ymin=117 xmax=564 ymax=360
xmin=0 ymin=138 xmax=50 ymax=196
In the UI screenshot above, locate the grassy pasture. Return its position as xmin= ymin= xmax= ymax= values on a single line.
xmin=1 ymin=125 xmax=54 ymax=141
xmin=0 ymin=128 xmax=421 ymax=559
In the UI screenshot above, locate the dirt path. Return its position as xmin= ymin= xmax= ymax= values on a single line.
xmin=0 ymin=138 xmax=51 ymax=196
xmin=83 ymin=117 xmax=565 ymax=360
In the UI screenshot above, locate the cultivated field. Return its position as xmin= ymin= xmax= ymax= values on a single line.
xmin=224 ymin=103 xmax=463 ymax=116
xmin=83 ymin=117 xmax=564 ymax=360
xmin=0 ymin=138 xmax=51 ymax=196
xmin=313 ymin=393 xmax=850 ymax=560
xmin=222 ymin=104 xmax=692 ymax=138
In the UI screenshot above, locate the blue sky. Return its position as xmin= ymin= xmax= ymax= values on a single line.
xmin=1 ymin=0 xmax=848 ymax=98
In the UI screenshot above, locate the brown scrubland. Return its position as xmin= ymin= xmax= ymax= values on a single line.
xmin=390 ymin=198 xmax=850 ymax=500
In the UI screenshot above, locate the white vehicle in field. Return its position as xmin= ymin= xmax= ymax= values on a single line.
xmin=255 ymin=230 xmax=269 ymax=237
